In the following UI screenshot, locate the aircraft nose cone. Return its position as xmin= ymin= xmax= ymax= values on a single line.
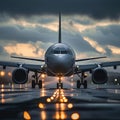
xmin=46 ymin=54 xmax=75 ymax=75
xmin=49 ymin=55 xmax=73 ymax=74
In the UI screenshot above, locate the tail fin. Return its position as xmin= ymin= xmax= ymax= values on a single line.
xmin=58 ymin=12 xmax=61 ymax=43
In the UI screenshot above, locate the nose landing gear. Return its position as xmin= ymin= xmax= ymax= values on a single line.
xmin=57 ymin=76 xmax=63 ymax=89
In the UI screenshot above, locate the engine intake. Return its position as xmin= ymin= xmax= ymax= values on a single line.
xmin=12 ymin=68 xmax=28 ymax=84
xmin=92 ymin=68 xmax=108 ymax=84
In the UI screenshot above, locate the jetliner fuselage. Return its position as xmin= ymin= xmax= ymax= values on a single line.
xmin=45 ymin=43 xmax=75 ymax=76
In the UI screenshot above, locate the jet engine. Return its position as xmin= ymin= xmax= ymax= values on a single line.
xmin=12 ymin=68 xmax=28 ymax=84
xmin=92 ymin=68 xmax=108 ymax=84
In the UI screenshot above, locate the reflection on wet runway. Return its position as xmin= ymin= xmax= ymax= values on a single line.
xmin=17 ymin=88 xmax=80 ymax=120
xmin=0 ymin=84 xmax=120 ymax=120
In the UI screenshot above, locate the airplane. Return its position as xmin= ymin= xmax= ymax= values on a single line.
xmin=0 ymin=13 xmax=120 ymax=89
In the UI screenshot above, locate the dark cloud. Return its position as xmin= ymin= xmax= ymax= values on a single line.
xmin=0 ymin=25 xmax=57 ymax=43
xmin=82 ymin=24 xmax=120 ymax=48
xmin=0 ymin=22 xmax=97 ymax=54
xmin=62 ymin=29 xmax=99 ymax=54
xmin=0 ymin=0 xmax=120 ymax=20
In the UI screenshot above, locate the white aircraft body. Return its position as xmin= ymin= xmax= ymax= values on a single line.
xmin=0 ymin=13 xmax=120 ymax=89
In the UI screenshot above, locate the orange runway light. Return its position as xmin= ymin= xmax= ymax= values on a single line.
xmin=68 ymin=103 xmax=73 ymax=109
xmin=46 ymin=98 xmax=51 ymax=102
xmin=71 ymin=113 xmax=80 ymax=120
xmin=23 ymin=111 xmax=31 ymax=120
xmin=63 ymin=98 xmax=68 ymax=103
xmin=50 ymin=96 xmax=54 ymax=100
xmin=38 ymin=103 xmax=45 ymax=109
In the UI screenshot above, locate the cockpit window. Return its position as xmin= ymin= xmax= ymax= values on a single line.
xmin=54 ymin=50 xmax=60 ymax=54
xmin=53 ymin=48 xmax=60 ymax=54
xmin=53 ymin=47 xmax=68 ymax=54
xmin=61 ymin=50 xmax=67 ymax=54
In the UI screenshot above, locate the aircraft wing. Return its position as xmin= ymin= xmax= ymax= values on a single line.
xmin=11 ymin=55 xmax=45 ymax=62
xmin=0 ymin=61 xmax=44 ymax=72
xmin=22 ymin=64 xmax=43 ymax=72
xmin=75 ymin=61 xmax=120 ymax=73
xmin=75 ymin=56 xmax=106 ymax=62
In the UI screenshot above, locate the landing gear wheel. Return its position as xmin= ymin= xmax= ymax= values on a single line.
xmin=32 ymin=80 xmax=36 ymax=88
xmin=83 ymin=80 xmax=87 ymax=89
xmin=77 ymin=80 xmax=81 ymax=89
xmin=38 ymin=80 xmax=42 ymax=89
xmin=57 ymin=83 xmax=59 ymax=89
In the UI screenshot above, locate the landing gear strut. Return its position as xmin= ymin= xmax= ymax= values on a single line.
xmin=32 ymin=72 xmax=42 ymax=89
xmin=77 ymin=72 xmax=87 ymax=89
xmin=57 ymin=77 xmax=63 ymax=89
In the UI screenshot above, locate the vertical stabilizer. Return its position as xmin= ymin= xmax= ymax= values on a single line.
xmin=58 ymin=12 xmax=61 ymax=43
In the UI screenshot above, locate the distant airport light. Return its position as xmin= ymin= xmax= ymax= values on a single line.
xmin=1 ymin=84 xmax=4 ymax=88
xmin=115 ymin=89 xmax=118 ymax=94
xmin=12 ymin=84 xmax=14 ymax=89
xmin=71 ymin=113 xmax=80 ymax=120
xmin=77 ymin=66 xmax=79 ymax=68
xmin=23 ymin=111 xmax=31 ymax=120
xmin=1 ymin=93 xmax=4 ymax=97
xmin=115 ymin=79 xmax=117 ymax=82
xmin=1 ymin=98 xmax=5 ymax=103
xmin=0 ymin=71 xmax=5 ymax=77
xmin=1 ymin=93 xmax=5 ymax=103
xmin=8 ymin=72 xmax=12 ymax=77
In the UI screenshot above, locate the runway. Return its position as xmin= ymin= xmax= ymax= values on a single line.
xmin=0 ymin=84 xmax=120 ymax=120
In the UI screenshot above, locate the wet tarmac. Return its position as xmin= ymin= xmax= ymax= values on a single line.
xmin=0 ymin=84 xmax=120 ymax=120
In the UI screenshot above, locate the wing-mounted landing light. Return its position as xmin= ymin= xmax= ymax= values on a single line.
xmin=0 ymin=71 xmax=5 ymax=77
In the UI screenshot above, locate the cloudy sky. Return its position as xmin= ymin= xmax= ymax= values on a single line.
xmin=0 ymin=0 xmax=120 ymax=63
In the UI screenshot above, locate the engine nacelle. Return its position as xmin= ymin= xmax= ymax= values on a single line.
xmin=92 ymin=68 xmax=108 ymax=84
xmin=12 ymin=68 xmax=28 ymax=84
